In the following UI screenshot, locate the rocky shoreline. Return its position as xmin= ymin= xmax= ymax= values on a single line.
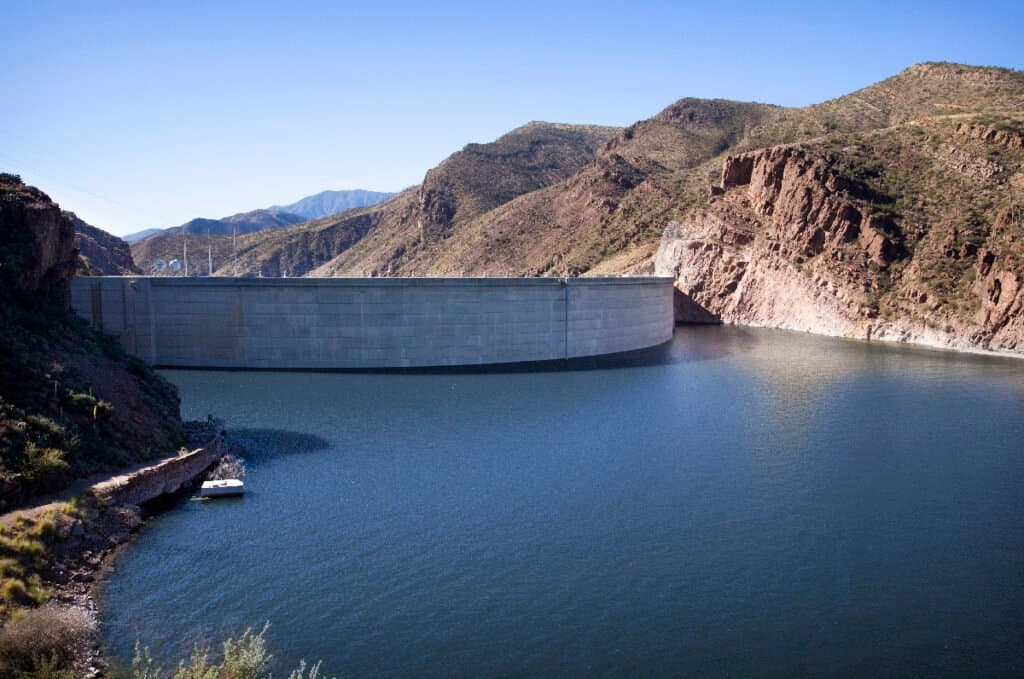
xmin=0 ymin=425 xmax=229 ymax=676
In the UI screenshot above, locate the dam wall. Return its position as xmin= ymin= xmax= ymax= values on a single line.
xmin=70 ymin=277 xmax=674 ymax=369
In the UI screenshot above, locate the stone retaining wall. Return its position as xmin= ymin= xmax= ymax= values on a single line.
xmin=91 ymin=438 xmax=223 ymax=507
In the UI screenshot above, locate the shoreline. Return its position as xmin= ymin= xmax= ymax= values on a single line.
xmin=676 ymin=320 xmax=1024 ymax=361
xmin=0 ymin=428 xmax=227 ymax=676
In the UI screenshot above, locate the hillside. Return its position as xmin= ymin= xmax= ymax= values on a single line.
xmin=656 ymin=111 xmax=1024 ymax=354
xmin=209 ymin=122 xmax=621 ymax=277
xmin=313 ymin=63 xmax=1024 ymax=280
xmin=315 ymin=99 xmax=783 ymax=276
xmin=69 ymin=213 xmax=140 ymax=276
xmin=0 ymin=174 xmax=184 ymax=508
xmin=271 ymin=189 xmax=396 ymax=220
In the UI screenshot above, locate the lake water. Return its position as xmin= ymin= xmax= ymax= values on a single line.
xmin=100 ymin=327 xmax=1024 ymax=676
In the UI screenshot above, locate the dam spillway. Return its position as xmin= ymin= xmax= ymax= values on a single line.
xmin=70 ymin=277 xmax=674 ymax=369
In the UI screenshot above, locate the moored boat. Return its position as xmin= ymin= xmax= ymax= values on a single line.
xmin=200 ymin=479 xmax=244 ymax=497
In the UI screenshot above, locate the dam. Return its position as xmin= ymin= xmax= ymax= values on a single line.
xmin=70 ymin=276 xmax=674 ymax=369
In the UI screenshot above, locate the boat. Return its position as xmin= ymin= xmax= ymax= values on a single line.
xmin=200 ymin=479 xmax=244 ymax=497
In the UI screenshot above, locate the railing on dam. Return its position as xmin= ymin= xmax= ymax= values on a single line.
xmin=70 ymin=277 xmax=674 ymax=369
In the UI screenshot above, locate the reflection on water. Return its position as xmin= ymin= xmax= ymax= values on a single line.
xmin=100 ymin=327 xmax=1024 ymax=677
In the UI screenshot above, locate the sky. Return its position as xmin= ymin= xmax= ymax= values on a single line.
xmin=2 ymin=1 xmax=1023 ymax=236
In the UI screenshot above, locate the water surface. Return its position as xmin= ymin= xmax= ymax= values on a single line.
xmin=101 ymin=327 xmax=1024 ymax=676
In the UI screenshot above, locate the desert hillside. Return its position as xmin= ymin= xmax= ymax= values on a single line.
xmin=193 ymin=122 xmax=622 ymax=278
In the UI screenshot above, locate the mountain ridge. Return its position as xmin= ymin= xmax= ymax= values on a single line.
xmin=270 ymin=189 xmax=396 ymax=220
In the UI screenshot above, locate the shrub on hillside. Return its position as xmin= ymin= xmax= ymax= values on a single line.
xmin=0 ymin=604 xmax=94 ymax=674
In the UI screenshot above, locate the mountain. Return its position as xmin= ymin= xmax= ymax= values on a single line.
xmin=158 ymin=121 xmax=620 ymax=278
xmin=122 ymin=228 xmax=162 ymax=244
xmin=174 ymin=208 xmax=307 ymax=236
xmin=125 ymin=188 xmax=393 ymax=253
xmin=313 ymin=101 xmax=782 ymax=277
xmin=655 ymin=87 xmax=1024 ymax=354
xmin=131 ymin=208 xmax=307 ymax=274
xmin=270 ymin=189 xmax=395 ymax=220
xmin=68 ymin=212 xmax=140 ymax=276
xmin=212 ymin=62 xmax=1024 ymax=356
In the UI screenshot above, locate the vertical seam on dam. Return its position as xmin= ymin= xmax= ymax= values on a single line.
xmin=563 ymin=277 xmax=569 ymax=361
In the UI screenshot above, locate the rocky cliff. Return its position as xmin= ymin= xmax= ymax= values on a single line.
xmin=69 ymin=212 xmax=140 ymax=276
xmin=655 ymin=113 xmax=1024 ymax=355
xmin=0 ymin=175 xmax=76 ymax=304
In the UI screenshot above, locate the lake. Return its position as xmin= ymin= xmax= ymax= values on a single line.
xmin=100 ymin=327 xmax=1024 ymax=676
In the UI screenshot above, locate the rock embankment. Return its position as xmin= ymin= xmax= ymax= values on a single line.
xmin=90 ymin=436 xmax=224 ymax=507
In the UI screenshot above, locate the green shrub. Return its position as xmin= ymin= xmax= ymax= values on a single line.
xmin=65 ymin=392 xmax=97 ymax=415
xmin=20 ymin=443 xmax=69 ymax=486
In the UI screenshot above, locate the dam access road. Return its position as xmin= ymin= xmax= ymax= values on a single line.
xmin=71 ymin=276 xmax=674 ymax=370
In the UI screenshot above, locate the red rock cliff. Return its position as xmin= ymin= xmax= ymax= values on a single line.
xmin=656 ymin=143 xmax=1024 ymax=355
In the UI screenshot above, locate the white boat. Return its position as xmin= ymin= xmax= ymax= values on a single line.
xmin=200 ymin=479 xmax=244 ymax=497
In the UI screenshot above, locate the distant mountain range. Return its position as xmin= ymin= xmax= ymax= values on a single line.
xmin=271 ymin=189 xmax=395 ymax=220
xmin=122 ymin=189 xmax=394 ymax=243
xmin=122 ymin=228 xmax=163 ymax=243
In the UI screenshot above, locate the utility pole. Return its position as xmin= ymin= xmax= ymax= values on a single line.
xmin=207 ymin=228 xmax=213 ymax=276
xmin=232 ymin=225 xmax=238 ymax=277
xmin=183 ymin=234 xmax=189 ymax=277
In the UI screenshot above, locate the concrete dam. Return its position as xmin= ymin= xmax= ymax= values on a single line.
xmin=70 ymin=277 xmax=674 ymax=369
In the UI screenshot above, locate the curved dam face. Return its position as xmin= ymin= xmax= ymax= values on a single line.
xmin=70 ymin=277 xmax=674 ymax=369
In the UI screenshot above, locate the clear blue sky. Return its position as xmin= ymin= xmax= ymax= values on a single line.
xmin=2 ymin=1 xmax=1022 ymax=236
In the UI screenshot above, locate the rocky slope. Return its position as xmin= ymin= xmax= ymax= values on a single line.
xmin=655 ymin=98 xmax=1024 ymax=355
xmin=313 ymin=99 xmax=782 ymax=277
xmin=0 ymin=173 xmax=184 ymax=508
xmin=209 ymin=122 xmax=620 ymax=277
xmin=69 ymin=212 xmax=140 ymax=276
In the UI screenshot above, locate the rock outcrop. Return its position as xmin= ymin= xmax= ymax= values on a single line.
xmin=0 ymin=174 xmax=76 ymax=304
xmin=69 ymin=212 xmax=140 ymax=276
xmin=656 ymin=136 xmax=1024 ymax=355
